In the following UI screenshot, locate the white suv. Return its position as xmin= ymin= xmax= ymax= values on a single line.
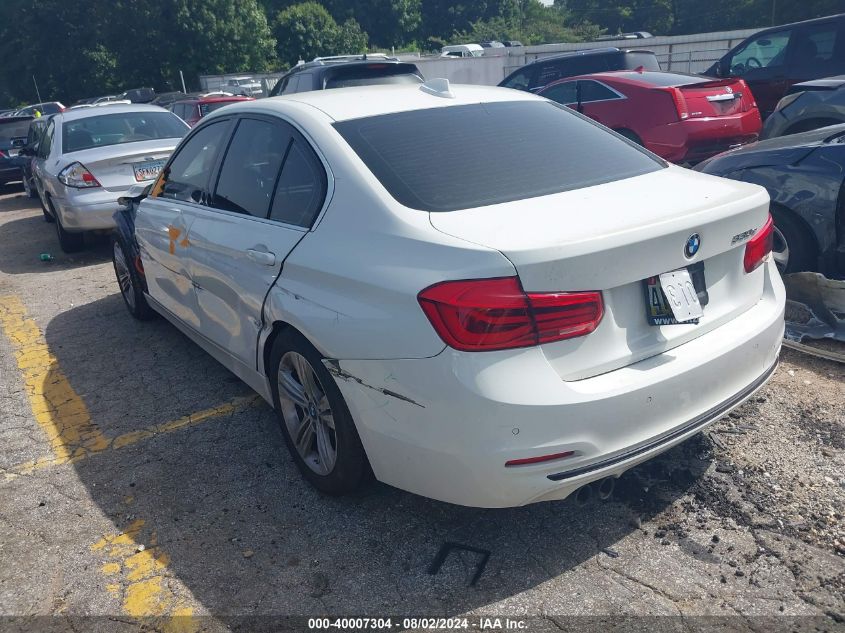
xmin=111 ymin=81 xmax=784 ymax=508
xmin=225 ymin=77 xmax=263 ymax=97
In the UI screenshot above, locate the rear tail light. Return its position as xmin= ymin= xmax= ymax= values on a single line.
xmin=737 ymin=80 xmax=757 ymax=109
xmin=0 ymin=150 xmax=6 ymax=159
xmin=418 ymin=277 xmax=603 ymax=352
xmin=662 ymin=87 xmax=689 ymax=120
xmin=743 ymin=214 xmax=774 ymax=273
xmin=58 ymin=161 xmax=100 ymax=188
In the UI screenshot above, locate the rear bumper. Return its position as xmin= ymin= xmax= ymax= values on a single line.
xmin=53 ymin=190 xmax=123 ymax=231
xmin=647 ymin=112 xmax=762 ymax=163
xmin=330 ymin=260 xmax=785 ymax=507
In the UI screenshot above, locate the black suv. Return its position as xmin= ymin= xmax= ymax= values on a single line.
xmin=270 ymin=55 xmax=424 ymax=96
xmin=499 ymin=47 xmax=660 ymax=93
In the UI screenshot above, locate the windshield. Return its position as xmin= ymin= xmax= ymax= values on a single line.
xmin=0 ymin=118 xmax=32 ymax=144
xmin=334 ymin=101 xmax=663 ymax=212
xmin=61 ymin=111 xmax=188 ymax=153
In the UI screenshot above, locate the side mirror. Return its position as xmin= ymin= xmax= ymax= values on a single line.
xmin=17 ymin=147 xmax=33 ymax=157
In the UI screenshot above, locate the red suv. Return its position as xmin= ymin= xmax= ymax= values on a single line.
xmin=539 ymin=70 xmax=762 ymax=164
xmin=168 ymin=96 xmax=254 ymax=127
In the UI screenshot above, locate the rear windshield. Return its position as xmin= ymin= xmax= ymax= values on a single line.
xmin=620 ymin=52 xmax=660 ymax=71
xmin=0 ymin=118 xmax=33 ymax=143
xmin=199 ymin=101 xmax=241 ymax=116
xmin=324 ymin=64 xmax=423 ymax=89
xmin=62 ymin=112 xmax=188 ymax=153
xmin=334 ymin=101 xmax=663 ymax=212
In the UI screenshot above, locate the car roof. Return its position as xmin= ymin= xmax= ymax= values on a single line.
xmin=793 ymin=74 xmax=845 ymax=90
xmin=57 ymin=103 xmax=169 ymax=122
xmin=563 ymin=70 xmax=706 ymax=85
xmin=176 ymin=96 xmax=253 ymax=104
xmin=221 ymin=83 xmax=540 ymax=123
xmin=754 ymin=12 xmax=844 ymax=34
xmin=525 ymin=47 xmax=655 ymax=66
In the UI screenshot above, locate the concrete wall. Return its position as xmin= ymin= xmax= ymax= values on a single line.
xmin=199 ymin=26 xmax=767 ymax=93
xmin=512 ymin=27 xmax=764 ymax=76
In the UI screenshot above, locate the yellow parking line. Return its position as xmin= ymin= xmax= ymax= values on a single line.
xmin=92 ymin=513 xmax=198 ymax=631
xmin=0 ymin=295 xmax=109 ymax=461
xmin=5 ymin=395 xmax=261 ymax=478
xmin=0 ymin=293 xmax=263 ymax=480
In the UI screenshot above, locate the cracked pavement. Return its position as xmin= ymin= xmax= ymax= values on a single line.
xmin=0 ymin=183 xmax=842 ymax=632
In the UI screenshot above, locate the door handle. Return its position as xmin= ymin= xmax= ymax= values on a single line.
xmin=246 ymin=248 xmax=276 ymax=266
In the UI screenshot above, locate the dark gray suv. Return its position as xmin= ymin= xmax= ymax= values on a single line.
xmin=269 ymin=55 xmax=424 ymax=96
xmin=499 ymin=48 xmax=660 ymax=93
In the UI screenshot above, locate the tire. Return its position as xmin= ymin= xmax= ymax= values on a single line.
xmin=770 ymin=206 xmax=816 ymax=274
xmin=111 ymin=235 xmax=155 ymax=320
xmin=23 ymin=175 xmax=37 ymax=199
xmin=269 ymin=329 xmax=369 ymax=495
xmin=51 ymin=198 xmax=85 ymax=253
xmin=37 ymin=184 xmax=54 ymax=222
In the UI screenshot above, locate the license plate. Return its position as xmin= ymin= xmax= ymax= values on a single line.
xmin=132 ymin=159 xmax=165 ymax=182
xmin=7 ymin=149 xmax=19 ymax=157
xmin=644 ymin=266 xmax=706 ymax=326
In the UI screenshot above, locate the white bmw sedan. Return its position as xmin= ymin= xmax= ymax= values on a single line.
xmin=33 ymin=104 xmax=189 ymax=252
xmin=112 ymin=82 xmax=785 ymax=508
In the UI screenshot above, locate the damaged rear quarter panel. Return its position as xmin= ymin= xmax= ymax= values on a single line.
xmin=259 ymin=172 xmax=516 ymax=362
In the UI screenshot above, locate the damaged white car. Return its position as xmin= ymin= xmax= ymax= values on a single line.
xmin=111 ymin=81 xmax=785 ymax=507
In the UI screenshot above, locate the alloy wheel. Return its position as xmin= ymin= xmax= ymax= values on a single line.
xmin=277 ymin=351 xmax=337 ymax=476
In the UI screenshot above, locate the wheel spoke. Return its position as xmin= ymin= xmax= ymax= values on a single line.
xmin=293 ymin=354 xmax=323 ymax=403
xmin=314 ymin=419 xmax=336 ymax=471
xmin=279 ymin=369 xmax=309 ymax=408
xmin=295 ymin=415 xmax=315 ymax=456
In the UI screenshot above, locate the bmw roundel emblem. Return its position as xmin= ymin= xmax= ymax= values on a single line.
xmin=684 ymin=233 xmax=701 ymax=258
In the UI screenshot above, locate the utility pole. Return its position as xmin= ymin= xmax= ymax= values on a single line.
xmin=179 ymin=70 xmax=187 ymax=94
xmin=32 ymin=75 xmax=43 ymax=104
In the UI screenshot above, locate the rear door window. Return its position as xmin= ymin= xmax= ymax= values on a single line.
xmin=211 ymin=118 xmax=290 ymax=217
xmin=580 ymin=80 xmax=623 ymax=102
xmin=334 ymin=101 xmax=662 ymax=212
xmin=541 ymin=81 xmax=578 ymax=105
xmin=269 ymin=135 xmax=327 ymax=227
xmin=792 ymin=22 xmax=840 ymax=74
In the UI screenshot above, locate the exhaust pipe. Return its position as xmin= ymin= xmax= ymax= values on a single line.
xmin=574 ymin=483 xmax=594 ymax=506
xmin=597 ymin=477 xmax=615 ymax=501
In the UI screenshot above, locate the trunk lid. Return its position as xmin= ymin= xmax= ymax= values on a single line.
xmin=428 ymin=166 xmax=771 ymax=380
xmin=66 ymin=139 xmax=178 ymax=193
xmin=673 ymin=78 xmax=755 ymax=118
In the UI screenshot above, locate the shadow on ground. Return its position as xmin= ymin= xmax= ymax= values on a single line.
xmin=44 ymin=294 xmax=714 ymax=615
xmin=0 ymin=212 xmax=109 ymax=275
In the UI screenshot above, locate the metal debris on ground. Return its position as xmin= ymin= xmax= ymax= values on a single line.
xmin=782 ymin=272 xmax=845 ymax=363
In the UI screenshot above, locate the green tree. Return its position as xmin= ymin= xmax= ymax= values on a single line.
xmin=0 ymin=0 xmax=276 ymax=107
xmin=325 ymin=0 xmax=421 ymax=48
xmin=273 ymin=2 xmax=367 ymax=65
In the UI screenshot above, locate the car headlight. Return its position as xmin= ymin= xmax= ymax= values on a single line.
xmin=774 ymin=91 xmax=804 ymax=113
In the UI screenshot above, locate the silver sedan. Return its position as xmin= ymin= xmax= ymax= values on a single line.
xmin=32 ymin=104 xmax=189 ymax=252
